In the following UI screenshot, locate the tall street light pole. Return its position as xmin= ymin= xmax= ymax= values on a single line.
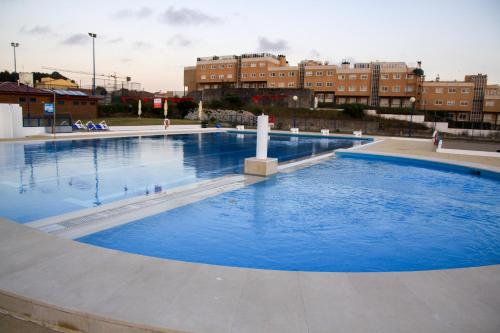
xmin=88 ymin=33 xmax=97 ymax=95
xmin=11 ymin=42 xmax=19 ymax=74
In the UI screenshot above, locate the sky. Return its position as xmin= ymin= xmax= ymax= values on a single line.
xmin=1 ymin=0 xmax=499 ymax=92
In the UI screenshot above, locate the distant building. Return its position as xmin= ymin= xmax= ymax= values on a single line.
xmin=35 ymin=77 xmax=79 ymax=90
xmin=184 ymin=53 xmax=499 ymax=125
xmin=0 ymin=82 xmax=99 ymax=119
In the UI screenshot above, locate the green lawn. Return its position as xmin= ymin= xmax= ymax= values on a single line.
xmin=80 ymin=118 xmax=200 ymax=126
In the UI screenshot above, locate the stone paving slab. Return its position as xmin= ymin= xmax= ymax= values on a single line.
xmin=1 ymin=219 xmax=499 ymax=333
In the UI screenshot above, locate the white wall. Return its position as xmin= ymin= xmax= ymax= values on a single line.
xmin=0 ymin=103 xmax=45 ymax=139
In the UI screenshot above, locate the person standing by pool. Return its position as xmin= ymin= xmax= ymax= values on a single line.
xmin=164 ymin=118 xmax=170 ymax=130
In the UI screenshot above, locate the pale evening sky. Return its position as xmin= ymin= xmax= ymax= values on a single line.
xmin=1 ymin=0 xmax=499 ymax=92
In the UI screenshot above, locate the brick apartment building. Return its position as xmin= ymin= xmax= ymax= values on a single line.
xmin=184 ymin=53 xmax=500 ymax=125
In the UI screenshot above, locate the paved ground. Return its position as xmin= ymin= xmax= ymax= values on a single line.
xmin=358 ymin=137 xmax=500 ymax=168
xmin=442 ymin=139 xmax=500 ymax=152
xmin=1 ymin=134 xmax=499 ymax=333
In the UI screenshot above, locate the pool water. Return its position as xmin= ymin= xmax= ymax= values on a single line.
xmin=0 ymin=132 xmax=361 ymax=223
xmin=79 ymin=157 xmax=500 ymax=272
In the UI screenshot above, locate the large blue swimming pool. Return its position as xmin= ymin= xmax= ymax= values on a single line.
xmin=0 ymin=132 xmax=361 ymax=223
xmin=79 ymin=155 xmax=500 ymax=272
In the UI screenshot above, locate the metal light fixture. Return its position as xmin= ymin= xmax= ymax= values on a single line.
xmin=88 ymin=33 xmax=97 ymax=95
xmin=10 ymin=42 xmax=19 ymax=73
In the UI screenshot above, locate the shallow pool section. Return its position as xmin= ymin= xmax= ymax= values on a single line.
xmin=0 ymin=132 xmax=360 ymax=223
xmin=79 ymin=157 xmax=500 ymax=272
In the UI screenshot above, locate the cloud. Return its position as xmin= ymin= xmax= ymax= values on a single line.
xmin=258 ymin=37 xmax=289 ymax=52
xmin=310 ymin=49 xmax=320 ymax=59
xmin=20 ymin=25 xmax=53 ymax=35
xmin=131 ymin=41 xmax=151 ymax=49
xmin=167 ymin=34 xmax=192 ymax=47
xmin=160 ymin=7 xmax=220 ymax=25
xmin=61 ymin=33 xmax=89 ymax=45
xmin=108 ymin=37 xmax=123 ymax=44
xmin=113 ymin=7 xmax=152 ymax=19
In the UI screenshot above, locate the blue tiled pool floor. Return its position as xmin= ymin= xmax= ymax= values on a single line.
xmin=79 ymin=157 xmax=500 ymax=272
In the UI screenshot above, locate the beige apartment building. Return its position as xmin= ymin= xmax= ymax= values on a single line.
xmin=184 ymin=53 xmax=499 ymax=124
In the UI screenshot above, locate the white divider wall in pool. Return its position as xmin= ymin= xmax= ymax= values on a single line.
xmin=244 ymin=114 xmax=278 ymax=176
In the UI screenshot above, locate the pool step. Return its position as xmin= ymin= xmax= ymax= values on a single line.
xmin=27 ymin=174 xmax=264 ymax=239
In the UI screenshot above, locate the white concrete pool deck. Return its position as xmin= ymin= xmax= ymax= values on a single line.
xmin=1 ymin=132 xmax=500 ymax=333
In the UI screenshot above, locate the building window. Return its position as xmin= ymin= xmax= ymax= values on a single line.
xmin=447 ymin=100 xmax=456 ymax=106
xmin=288 ymin=82 xmax=295 ymax=87
xmin=381 ymin=74 xmax=389 ymax=80
xmin=249 ymin=63 xmax=256 ymax=68
xmin=219 ymin=74 xmax=225 ymax=79
xmin=278 ymin=82 xmax=285 ymax=88
xmin=279 ymin=73 xmax=285 ymax=77
xmin=406 ymin=74 xmax=414 ymax=79
xmin=259 ymin=73 xmax=266 ymax=78
xmin=269 ymin=82 xmax=275 ymax=87
xmin=19 ymin=97 xmax=26 ymax=103
xmin=326 ymin=82 xmax=334 ymax=87
xmin=269 ymin=72 xmax=276 ymax=77
xmin=227 ymin=74 xmax=233 ymax=79
xmin=305 ymin=82 xmax=313 ymax=87
xmin=288 ymin=72 xmax=295 ymax=77
xmin=349 ymin=74 xmax=356 ymax=80
xmin=360 ymin=85 xmax=367 ymax=92
xmin=305 ymin=71 xmax=313 ymax=77
xmin=461 ymin=88 xmax=470 ymax=94
xmin=420 ymin=100 xmax=426 ymax=105
xmin=348 ymin=86 xmax=356 ymax=91
xmin=485 ymin=100 xmax=495 ymax=107
xmin=259 ymin=62 xmax=266 ymax=67
xmin=435 ymin=100 xmax=443 ymax=105
xmin=448 ymin=88 xmax=456 ymax=93
xmin=338 ymin=75 xmax=345 ymax=80
xmin=393 ymin=74 xmax=401 ymax=79
xmin=435 ymin=88 xmax=443 ymax=94
xmin=338 ymin=97 xmax=346 ymax=104
xmin=458 ymin=113 xmax=468 ymax=121
xmin=360 ymin=74 xmax=368 ymax=80
xmin=338 ymin=85 xmax=345 ymax=91
xmin=210 ymin=65 xmax=217 ymax=69
xmin=251 ymin=73 xmax=256 ymax=78
xmin=210 ymin=74 xmax=216 ymax=79
xmin=459 ymin=101 xmax=468 ymax=106
xmin=380 ymin=98 xmax=389 ymax=106
xmin=201 ymin=75 xmax=206 ymax=80
xmin=349 ymin=98 xmax=356 ymax=103
xmin=227 ymin=64 xmax=233 ymax=68
xmin=241 ymin=63 xmax=249 ymax=68
xmin=326 ymin=71 xmax=334 ymax=76
xmin=316 ymin=82 xmax=323 ymax=87
xmin=392 ymin=86 xmax=400 ymax=92
xmin=242 ymin=74 xmax=248 ymax=78
xmin=316 ymin=71 xmax=323 ymax=76
xmin=58 ymin=100 xmax=64 ymax=105
xmin=405 ymin=85 xmax=414 ymax=92
xmin=380 ymin=86 xmax=389 ymax=92
xmin=220 ymin=64 xmax=225 ymax=69
xmin=30 ymin=97 xmax=36 ymax=102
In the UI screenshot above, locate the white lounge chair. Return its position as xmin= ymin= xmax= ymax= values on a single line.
xmin=99 ymin=120 xmax=110 ymax=130
xmin=72 ymin=120 xmax=86 ymax=131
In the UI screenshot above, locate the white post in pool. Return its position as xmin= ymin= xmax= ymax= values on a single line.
xmin=244 ymin=114 xmax=278 ymax=176
xmin=256 ymin=114 xmax=268 ymax=159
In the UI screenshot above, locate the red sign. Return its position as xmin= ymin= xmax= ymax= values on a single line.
xmin=153 ymin=98 xmax=162 ymax=108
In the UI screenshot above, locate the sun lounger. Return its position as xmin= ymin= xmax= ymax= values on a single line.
xmin=86 ymin=121 xmax=100 ymax=131
xmin=72 ymin=120 xmax=86 ymax=130
xmin=99 ymin=121 xmax=110 ymax=130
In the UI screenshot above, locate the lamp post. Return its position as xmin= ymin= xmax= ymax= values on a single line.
xmin=88 ymin=33 xmax=97 ymax=96
xmin=10 ymin=42 xmax=19 ymax=74
xmin=409 ymin=96 xmax=416 ymax=137
xmin=292 ymin=95 xmax=298 ymax=128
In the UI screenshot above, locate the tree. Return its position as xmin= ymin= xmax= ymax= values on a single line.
xmin=0 ymin=70 xmax=18 ymax=82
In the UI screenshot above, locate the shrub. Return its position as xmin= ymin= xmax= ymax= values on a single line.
xmin=207 ymin=99 xmax=224 ymax=109
xmin=176 ymin=100 xmax=197 ymax=118
xmin=341 ymin=104 xmax=365 ymax=119
xmin=223 ymin=94 xmax=244 ymax=109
